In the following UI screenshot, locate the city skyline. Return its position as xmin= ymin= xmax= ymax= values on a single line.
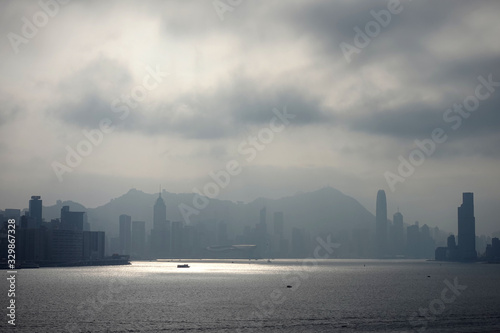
xmin=2 ymin=185 xmax=499 ymax=237
xmin=1 ymin=1 xmax=500 ymax=332
xmin=4 ymin=188 xmax=496 ymax=263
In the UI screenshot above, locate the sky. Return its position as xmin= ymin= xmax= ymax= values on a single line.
xmin=0 ymin=0 xmax=499 ymax=235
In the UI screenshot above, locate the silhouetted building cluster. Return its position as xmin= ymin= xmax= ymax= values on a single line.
xmin=435 ymin=193 xmax=478 ymax=262
xmin=109 ymin=188 xmax=445 ymax=260
xmin=108 ymin=190 xmax=294 ymax=259
xmin=484 ymin=237 xmax=500 ymax=262
xmin=372 ymin=190 xmax=438 ymax=259
xmin=2 ymin=190 xmax=495 ymax=263
xmin=89 ymin=189 xmax=454 ymax=260
xmin=0 ymin=196 xmax=106 ymax=266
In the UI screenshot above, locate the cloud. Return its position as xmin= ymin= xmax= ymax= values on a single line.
xmin=0 ymin=94 xmax=21 ymax=127
xmin=51 ymin=69 xmax=331 ymax=139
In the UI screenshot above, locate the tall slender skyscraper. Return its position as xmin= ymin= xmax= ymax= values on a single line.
xmin=119 ymin=214 xmax=131 ymax=255
xmin=458 ymin=192 xmax=476 ymax=260
xmin=153 ymin=189 xmax=167 ymax=231
xmin=376 ymin=190 xmax=387 ymax=258
xmin=152 ymin=188 xmax=169 ymax=258
xmin=29 ymin=196 xmax=42 ymax=228
xmin=131 ymin=221 xmax=146 ymax=259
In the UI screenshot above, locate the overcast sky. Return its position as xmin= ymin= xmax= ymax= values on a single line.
xmin=1 ymin=0 xmax=499 ymax=235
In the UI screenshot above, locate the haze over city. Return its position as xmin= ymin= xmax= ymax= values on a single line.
xmin=2 ymin=1 xmax=500 ymax=332
xmin=1 ymin=1 xmax=499 ymax=235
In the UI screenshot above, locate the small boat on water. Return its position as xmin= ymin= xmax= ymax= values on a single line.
xmin=177 ymin=264 xmax=190 ymax=268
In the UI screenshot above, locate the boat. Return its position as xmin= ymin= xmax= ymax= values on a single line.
xmin=177 ymin=264 xmax=190 ymax=268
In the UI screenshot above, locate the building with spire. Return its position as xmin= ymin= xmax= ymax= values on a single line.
xmin=151 ymin=187 xmax=170 ymax=258
xmin=154 ymin=186 xmax=167 ymax=231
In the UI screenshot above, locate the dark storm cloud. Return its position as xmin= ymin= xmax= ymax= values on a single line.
xmin=50 ymin=56 xmax=330 ymax=139
xmin=122 ymin=75 xmax=331 ymax=139
xmin=344 ymin=92 xmax=500 ymax=148
xmin=274 ymin=0 xmax=500 ymax=156
xmin=37 ymin=0 xmax=500 ymax=150
xmin=279 ymin=0 xmax=449 ymax=60
xmin=49 ymin=57 xmax=133 ymax=128
xmin=345 ymin=104 xmax=443 ymax=140
xmin=278 ymin=0 xmax=499 ymax=95
xmin=434 ymin=134 xmax=500 ymax=159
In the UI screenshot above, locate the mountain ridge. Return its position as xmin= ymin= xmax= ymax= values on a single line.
xmin=42 ymin=186 xmax=376 ymax=238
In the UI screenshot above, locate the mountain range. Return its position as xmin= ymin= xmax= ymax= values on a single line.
xmin=42 ymin=186 xmax=376 ymax=239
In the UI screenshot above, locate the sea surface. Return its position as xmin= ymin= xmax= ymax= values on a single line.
xmin=1 ymin=259 xmax=500 ymax=332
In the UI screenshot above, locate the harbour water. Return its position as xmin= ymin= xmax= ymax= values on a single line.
xmin=2 ymin=259 xmax=500 ymax=332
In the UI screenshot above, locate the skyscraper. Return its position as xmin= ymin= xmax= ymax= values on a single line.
xmin=376 ymin=190 xmax=387 ymax=258
xmin=153 ymin=190 xmax=167 ymax=231
xmin=273 ymin=211 xmax=284 ymax=238
xmin=392 ymin=210 xmax=404 ymax=255
xmin=60 ymin=206 xmax=84 ymax=231
xmin=256 ymin=206 xmax=268 ymax=257
xmin=152 ymin=189 xmax=169 ymax=258
xmin=119 ymin=214 xmax=131 ymax=255
xmin=406 ymin=222 xmax=420 ymax=258
xmin=171 ymin=221 xmax=183 ymax=257
xmin=29 ymin=196 xmax=42 ymax=227
xmin=458 ymin=192 xmax=476 ymax=260
xmin=131 ymin=221 xmax=146 ymax=259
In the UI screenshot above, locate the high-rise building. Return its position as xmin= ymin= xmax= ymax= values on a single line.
xmin=83 ymin=231 xmax=105 ymax=260
xmin=48 ymin=229 xmax=83 ymax=262
xmin=273 ymin=212 xmax=284 ymax=238
xmin=171 ymin=221 xmax=183 ymax=257
xmin=446 ymin=234 xmax=458 ymax=260
xmin=458 ymin=192 xmax=477 ymax=260
xmin=447 ymin=234 xmax=457 ymax=248
xmin=29 ymin=196 xmax=42 ymax=228
xmin=60 ymin=206 xmax=84 ymax=231
xmin=256 ymin=207 xmax=268 ymax=257
xmin=291 ymin=227 xmax=306 ymax=258
xmin=420 ymin=224 xmax=435 ymax=259
xmin=119 ymin=214 xmax=131 ymax=255
xmin=4 ymin=209 xmax=21 ymax=225
xmin=272 ymin=212 xmax=285 ymax=257
xmin=153 ymin=190 xmax=167 ymax=231
xmin=376 ymin=190 xmax=387 ymax=258
xmin=151 ymin=189 xmax=169 ymax=258
xmin=392 ymin=211 xmax=404 ymax=255
xmin=131 ymin=221 xmax=146 ymax=259
xmin=406 ymin=222 xmax=420 ymax=258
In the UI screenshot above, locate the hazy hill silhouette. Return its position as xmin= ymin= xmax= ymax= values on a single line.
xmin=42 ymin=187 xmax=375 ymax=238
xmin=43 ymin=200 xmax=87 ymax=219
